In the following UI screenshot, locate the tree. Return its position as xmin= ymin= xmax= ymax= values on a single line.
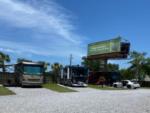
xmin=38 ymin=61 xmax=50 ymax=72
xmin=51 ymin=63 xmax=63 ymax=83
xmin=82 ymin=58 xmax=104 ymax=72
xmin=129 ymin=51 xmax=146 ymax=80
xmin=142 ymin=58 xmax=150 ymax=76
xmin=82 ymin=58 xmax=119 ymax=72
xmin=120 ymin=68 xmax=134 ymax=80
xmin=38 ymin=61 xmax=50 ymax=83
xmin=107 ymin=63 xmax=119 ymax=72
xmin=0 ymin=52 xmax=10 ymax=73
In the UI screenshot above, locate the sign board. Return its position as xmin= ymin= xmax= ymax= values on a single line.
xmin=88 ymin=38 xmax=121 ymax=56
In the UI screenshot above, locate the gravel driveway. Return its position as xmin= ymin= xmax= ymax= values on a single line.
xmin=0 ymin=87 xmax=150 ymax=113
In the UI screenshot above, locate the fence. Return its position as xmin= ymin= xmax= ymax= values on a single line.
xmin=139 ymin=81 xmax=150 ymax=87
xmin=0 ymin=72 xmax=16 ymax=85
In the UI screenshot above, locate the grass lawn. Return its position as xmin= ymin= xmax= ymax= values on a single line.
xmin=88 ymin=84 xmax=125 ymax=90
xmin=43 ymin=83 xmax=77 ymax=93
xmin=0 ymin=86 xmax=15 ymax=96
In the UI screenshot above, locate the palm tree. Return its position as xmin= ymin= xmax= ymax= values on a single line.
xmin=38 ymin=61 xmax=50 ymax=72
xmin=129 ymin=51 xmax=146 ymax=80
xmin=82 ymin=58 xmax=102 ymax=71
xmin=37 ymin=61 xmax=50 ymax=83
xmin=51 ymin=63 xmax=63 ymax=83
xmin=142 ymin=58 xmax=150 ymax=76
xmin=0 ymin=52 xmax=10 ymax=73
xmin=107 ymin=63 xmax=119 ymax=72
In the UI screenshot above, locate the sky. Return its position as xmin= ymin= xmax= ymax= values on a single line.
xmin=0 ymin=0 xmax=150 ymax=68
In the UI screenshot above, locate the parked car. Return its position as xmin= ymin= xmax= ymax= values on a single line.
xmin=113 ymin=80 xmax=140 ymax=89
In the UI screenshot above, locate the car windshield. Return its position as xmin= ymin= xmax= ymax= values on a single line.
xmin=23 ymin=65 xmax=43 ymax=75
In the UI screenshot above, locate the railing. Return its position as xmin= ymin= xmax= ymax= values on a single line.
xmin=0 ymin=72 xmax=16 ymax=85
xmin=139 ymin=81 xmax=150 ymax=87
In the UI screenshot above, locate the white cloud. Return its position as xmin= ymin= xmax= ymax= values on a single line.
xmin=0 ymin=39 xmax=84 ymax=58
xmin=0 ymin=0 xmax=80 ymax=43
xmin=0 ymin=0 xmax=86 ymax=63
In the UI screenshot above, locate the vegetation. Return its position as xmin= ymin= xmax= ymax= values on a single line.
xmin=37 ymin=61 xmax=50 ymax=72
xmin=118 ymin=51 xmax=150 ymax=81
xmin=51 ymin=63 xmax=63 ymax=83
xmin=128 ymin=51 xmax=147 ymax=80
xmin=82 ymin=58 xmax=119 ymax=72
xmin=0 ymin=86 xmax=15 ymax=96
xmin=126 ymin=51 xmax=150 ymax=80
xmin=82 ymin=51 xmax=150 ymax=82
xmin=0 ymin=52 xmax=10 ymax=72
xmin=88 ymin=84 xmax=124 ymax=90
xmin=43 ymin=83 xmax=77 ymax=92
xmin=107 ymin=63 xmax=119 ymax=72
xmin=82 ymin=59 xmax=103 ymax=71
xmin=143 ymin=58 xmax=150 ymax=76
xmin=120 ymin=68 xmax=134 ymax=80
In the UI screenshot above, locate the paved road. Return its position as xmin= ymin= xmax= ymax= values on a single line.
xmin=0 ymin=87 xmax=150 ymax=113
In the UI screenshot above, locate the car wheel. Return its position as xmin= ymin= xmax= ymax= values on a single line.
xmin=127 ymin=85 xmax=131 ymax=89
xmin=21 ymin=85 xmax=24 ymax=88
xmin=114 ymin=84 xmax=117 ymax=88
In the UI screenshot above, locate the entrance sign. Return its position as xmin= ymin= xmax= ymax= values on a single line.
xmin=88 ymin=38 xmax=121 ymax=56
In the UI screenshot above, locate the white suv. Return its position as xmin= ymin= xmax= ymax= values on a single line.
xmin=113 ymin=80 xmax=140 ymax=89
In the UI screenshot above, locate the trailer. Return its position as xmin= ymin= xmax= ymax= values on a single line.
xmin=14 ymin=61 xmax=44 ymax=86
xmin=59 ymin=65 xmax=88 ymax=87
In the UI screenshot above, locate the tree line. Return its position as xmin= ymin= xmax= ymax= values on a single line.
xmin=0 ymin=50 xmax=150 ymax=81
xmin=82 ymin=51 xmax=150 ymax=81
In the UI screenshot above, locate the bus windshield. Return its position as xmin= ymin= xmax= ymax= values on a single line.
xmin=23 ymin=65 xmax=43 ymax=75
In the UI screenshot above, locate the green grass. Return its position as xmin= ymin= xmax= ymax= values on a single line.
xmin=0 ymin=86 xmax=15 ymax=96
xmin=43 ymin=83 xmax=77 ymax=93
xmin=88 ymin=84 xmax=125 ymax=90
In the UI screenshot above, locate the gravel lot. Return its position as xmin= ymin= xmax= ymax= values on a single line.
xmin=0 ymin=87 xmax=150 ymax=113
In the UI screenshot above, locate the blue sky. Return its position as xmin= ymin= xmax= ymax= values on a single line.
xmin=0 ymin=0 xmax=150 ymax=68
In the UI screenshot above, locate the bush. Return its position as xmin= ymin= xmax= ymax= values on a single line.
xmin=43 ymin=72 xmax=58 ymax=83
xmin=43 ymin=72 xmax=53 ymax=83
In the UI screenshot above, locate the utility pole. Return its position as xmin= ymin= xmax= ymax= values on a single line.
xmin=69 ymin=54 xmax=73 ymax=66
